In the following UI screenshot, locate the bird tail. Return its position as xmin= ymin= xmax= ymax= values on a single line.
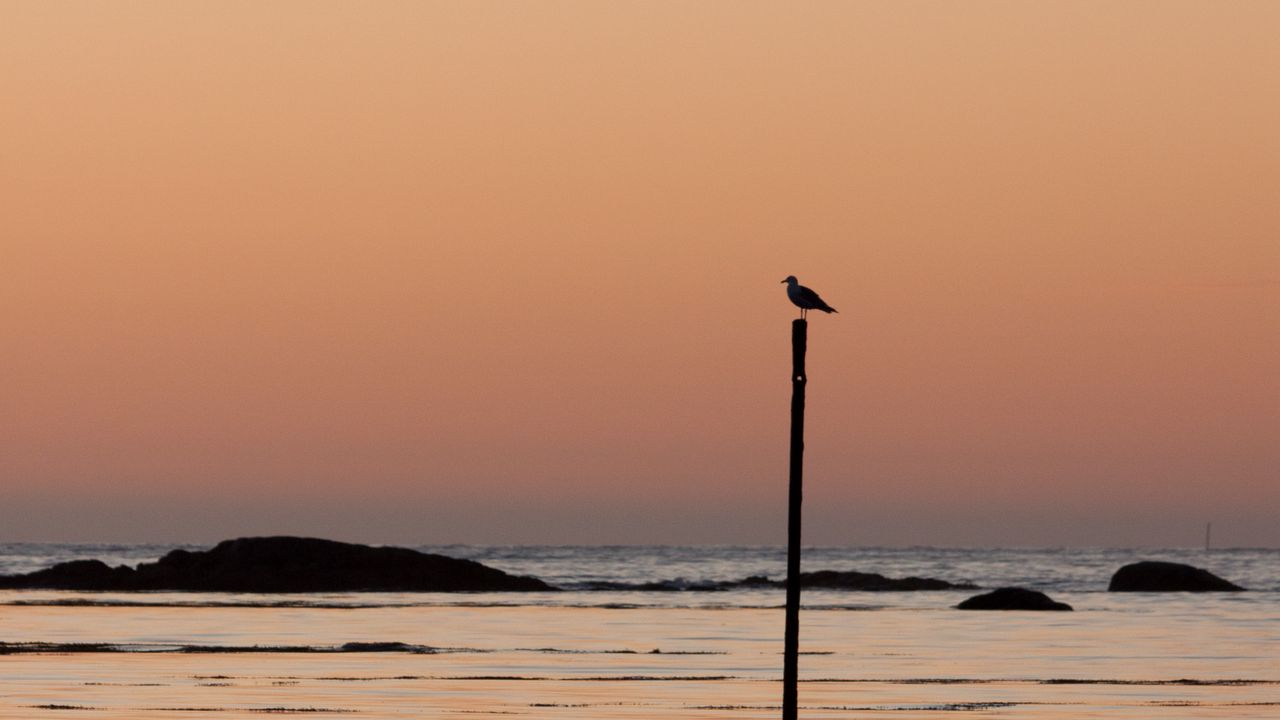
xmin=822 ymin=306 xmax=838 ymax=313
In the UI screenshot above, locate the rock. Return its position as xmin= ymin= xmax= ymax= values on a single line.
xmin=957 ymin=587 xmax=1072 ymax=611
xmin=1108 ymin=561 xmax=1244 ymax=592
xmin=579 ymin=579 xmax=727 ymax=592
xmin=568 ymin=570 xmax=973 ymax=592
xmin=338 ymin=641 xmax=432 ymax=653
xmin=0 ymin=537 xmax=554 ymax=593
xmin=699 ymin=571 xmax=975 ymax=591
xmin=3 ymin=560 xmax=135 ymax=591
xmin=796 ymin=570 xmax=977 ymax=591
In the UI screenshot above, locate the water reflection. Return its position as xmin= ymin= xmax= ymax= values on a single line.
xmin=2 ymin=597 xmax=1276 ymax=718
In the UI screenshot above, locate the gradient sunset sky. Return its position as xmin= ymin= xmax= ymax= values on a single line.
xmin=4 ymin=1 xmax=1277 ymax=546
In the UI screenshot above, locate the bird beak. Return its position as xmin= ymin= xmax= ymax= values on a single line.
xmin=779 ymin=279 xmax=787 ymax=283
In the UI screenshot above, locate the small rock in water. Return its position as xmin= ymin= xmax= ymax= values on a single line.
xmin=798 ymin=569 xmax=976 ymax=591
xmin=1108 ymin=561 xmax=1244 ymax=592
xmin=339 ymin=641 xmax=431 ymax=653
xmin=956 ymin=587 xmax=1073 ymax=611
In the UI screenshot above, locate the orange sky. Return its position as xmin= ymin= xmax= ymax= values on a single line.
xmin=3 ymin=1 xmax=1277 ymax=546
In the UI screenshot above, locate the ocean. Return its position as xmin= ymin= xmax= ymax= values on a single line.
xmin=1 ymin=544 xmax=1276 ymax=718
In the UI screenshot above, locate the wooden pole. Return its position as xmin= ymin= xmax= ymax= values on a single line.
xmin=783 ymin=318 xmax=807 ymax=719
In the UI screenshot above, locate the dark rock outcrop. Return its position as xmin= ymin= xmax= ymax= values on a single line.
xmin=1108 ymin=561 xmax=1244 ymax=592
xmin=575 ymin=570 xmax=974 ymax=593
xmin=4 ymin=560 xmax=137 ymax=591
xmin=796 ymin=570 xmax=976 ymax=591
xmin=957 ymin=587 xmax=1072 ymax=611
xmin=0 ymin=537 xmax=553 ymax=593
xmin=580 ymin=579 xmax=731 ymax=592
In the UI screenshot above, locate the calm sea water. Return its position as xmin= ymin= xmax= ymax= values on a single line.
xmin=1 ymin=544 xmax=1276 ymax=718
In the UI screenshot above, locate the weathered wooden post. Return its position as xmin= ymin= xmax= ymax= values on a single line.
xmin=783 ymin=317 xmax=807 ymax=719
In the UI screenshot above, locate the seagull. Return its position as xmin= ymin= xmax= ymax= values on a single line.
xmin=781 ymin=276 xmax=838 ymax=318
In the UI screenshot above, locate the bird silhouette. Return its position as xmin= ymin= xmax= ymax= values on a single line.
xmin=781 ymin=276 xmax=838 ymax=319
